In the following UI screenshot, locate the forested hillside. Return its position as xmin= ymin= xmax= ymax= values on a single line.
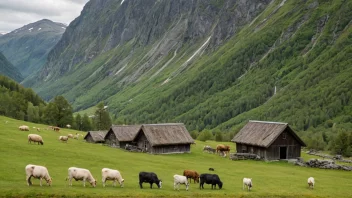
xmin=29 ymin=0 xmax=352 ymax=153
xmin=0 ymin=52 xmax=23 ymax=82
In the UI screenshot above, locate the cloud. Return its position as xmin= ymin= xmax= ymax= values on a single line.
xmin=0 ymin=0 xmax=88 ymax=33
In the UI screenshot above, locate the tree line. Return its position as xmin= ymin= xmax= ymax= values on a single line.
xmin=0 ymin=75 xmax=111 ymax=131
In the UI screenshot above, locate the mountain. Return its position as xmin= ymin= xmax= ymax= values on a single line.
xmin=0 ymin=52 xmax=23 ymax=82
xmin=31 ymin=0 xmax=352 ymax=137
xmin=0 ymin=19 xmax=66 ymax=79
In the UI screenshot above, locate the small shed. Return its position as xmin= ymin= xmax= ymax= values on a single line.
xmin=104 ymin=125 xmax=141 ymax=148
xmin=231 ymin=120 xmax=306 ymax=160
xmin=84 ymin=131 xmax=107 ymax=143
xmin=132 ymin=123 xmax=194 ymax=154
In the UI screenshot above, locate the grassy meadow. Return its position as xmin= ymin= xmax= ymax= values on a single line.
xmin=0 ymin=116 xmax=351 ymax=198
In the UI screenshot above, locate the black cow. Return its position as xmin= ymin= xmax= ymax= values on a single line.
xmin=199 ymin=173 xmax=223 ymax=189
xmin=139 ymin=172 xmax=162 ymax=189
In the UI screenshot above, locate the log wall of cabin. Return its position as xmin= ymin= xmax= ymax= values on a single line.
xmin=267 ymin=129 xmax=301 ymax=160
xmin=135 ymin=132 xmax=152 ymax=152
xmin=105 ymin=132 xmax=120 ymax=148
xmin=85 ymin=135 xmax=94 ymax=143
xmin=151 ymin=144 xmax=191 ymax=154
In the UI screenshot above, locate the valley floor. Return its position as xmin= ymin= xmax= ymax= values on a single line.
xmin=0 ymin=116 xmax=351 ymax=197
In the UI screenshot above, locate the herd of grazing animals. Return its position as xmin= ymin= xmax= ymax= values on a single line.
xmin=20 ymin=124 xmax=316 ymax=192
xmin=24 ymin=163 xmax=316 ymax=191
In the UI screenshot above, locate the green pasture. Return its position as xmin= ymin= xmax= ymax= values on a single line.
xmin=0 ymin=116 xmax=351 ymax=197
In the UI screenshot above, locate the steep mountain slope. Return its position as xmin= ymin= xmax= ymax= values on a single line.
xmin=0 ymin=52 xmax=23 ymax=82
xmin=0 ymin=19 xmax=66 ymax=79
xmin=32 ymin=0 xmax=352 ymax=134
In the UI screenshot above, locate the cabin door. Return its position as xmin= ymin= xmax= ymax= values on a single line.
xmin=280 ymin=147 xmax=287 ymax=159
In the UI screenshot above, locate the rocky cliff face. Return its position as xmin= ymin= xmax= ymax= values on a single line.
xmin=0 ymin=19 xmax=66 ymax=80
xmin=37 ymin=0 xmax=271 ymax=85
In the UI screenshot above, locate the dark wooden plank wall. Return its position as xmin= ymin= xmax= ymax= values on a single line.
xmin=105 ymin=132 xmax=120 ymax=148
xmin=135 ymin=132 xmax=152 ymax=152
xmin=151 ymin=144 xmax=191 ymax=154
xmin=85 ymin=134 xmax=94 ymax=143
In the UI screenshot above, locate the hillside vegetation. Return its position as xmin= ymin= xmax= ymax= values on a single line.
xmin=0 ymin=115 xmax=351 ymax=198
xmin=0 ymin=19 xmax=65 ymax=80
xmin=0 ymin=52 xmax=23 ymax=82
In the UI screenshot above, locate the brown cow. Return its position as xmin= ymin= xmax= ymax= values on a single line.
xmin=183 ymin=170 xmax=199 ymax=184
xmin=216 ymin=144 xmax=230 ymax=156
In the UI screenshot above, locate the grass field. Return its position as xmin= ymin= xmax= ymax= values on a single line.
xmin=0 ymin=116 xmax=351 ymax=198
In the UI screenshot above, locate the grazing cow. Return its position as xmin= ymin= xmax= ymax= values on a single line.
xmin=203 ymin=145 xmax=216 ymax=154
xmin=28 ymin=134 xmax=43 ymax=145
xmin=174 ymin=174 xmax=189 ymax=191
xmin=308 ymin=177 xmax=315 ymax=189
xmin=68 ymin=134 xmax=74 ymax=138
xmin=67 ymin=167 xmax=97 ymax=187
xmin=25 ymin=164 xmax=52 ymax=186
xmin=59 ymin=136 xmax=68 ymax=143
xmin=139 ymin=172 xmax=162 ymax=189
xmin=243 ymin=178 xmax=253 ymax=191
xmin=102 ymin=168 xmax=124 ymax=187
xmin=19 ymin=125 xmax=29 ymax=131
xmin=183 ymin=170 xmax=199 ymax=183
xmin=209 ymin=168 xmax=215 ymax=171
xmin=199 ymin=174 xmax=223 ymax=190
xmin=53 ymin=127 xmax=60 ymax=132
xmin=216 ymin=144 xmax=230 ymax=155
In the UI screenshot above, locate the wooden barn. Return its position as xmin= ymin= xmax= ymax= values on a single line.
xmin=84 ymin=131 xmax=107 ymax=143
xmin=132 ymin=123 xmax=194 ymax=154
xmin=104 ymin=125 xmax=141 ymax=148
xmin=231 ymin=121 xmax=306 ymax=160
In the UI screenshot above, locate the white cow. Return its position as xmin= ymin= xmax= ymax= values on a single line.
xmin=25 ymin=164 xmax=52 ymax=186
xmin=102 ymin=168 xmax=124 ymax=187
xmin=308 ymin=177 xmax=315 ymax=189
xmin=67 ymin=167 xmax=97 ymax=187
xmin=173 ymin=174 xmax=189 ymax=191
xmin=243 ymin=178 xmax=252 ymax=191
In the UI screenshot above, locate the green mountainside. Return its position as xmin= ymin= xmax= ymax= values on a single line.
xmin=0 ymin=19 xmax=66 ymax=80
xmin=31 ymin=0 xmax=352 ymax=142
xmin=0 ymin=52 xmax=23 ymax=82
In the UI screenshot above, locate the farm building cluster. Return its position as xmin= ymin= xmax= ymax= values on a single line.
xmin=82 ymin=120 xmax=307 ymax=160
xmin=84 ymin=123 xmax=195 ymax=154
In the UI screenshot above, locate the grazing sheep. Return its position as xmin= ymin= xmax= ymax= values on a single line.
xmin=308 ymin=177 xmax=315 ymax=189
xmin=243 ymin=178 xmax=253 ymax=191
xmin=28 ymin=134 xmax=43 ymax=145
xmin=53 ymin=127 xmax=60 ymax=132
xmin=209 ymin=168 xmax=214 ymax=171
xmin=25 ymin=164 xmax=52 ymax=186
xmin=59 ymin=136 xmax=69 ymax=143
xmin=68 ymin=134 xmax=74 ymax=138
xmin=66 ymin=124 xmax=71 ymax=128
xmin=36 ymin=128 xmax=41 ymax=132
xmin=19 ymin=125 xmax=29 ymax=131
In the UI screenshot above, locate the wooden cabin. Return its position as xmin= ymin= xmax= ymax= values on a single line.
xmin=231 ymin=121 xmax=306 ymax=160
xmin=132 ymin=123 xmax=194 ymax=154
xmin=104 ymin=125 xmax=141 ymax=148
xmin=84 ymin=131 xmax=107 ymax=143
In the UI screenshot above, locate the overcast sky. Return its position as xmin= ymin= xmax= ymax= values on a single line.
xmin=0 ymin=0 xmax=89 ymax=34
